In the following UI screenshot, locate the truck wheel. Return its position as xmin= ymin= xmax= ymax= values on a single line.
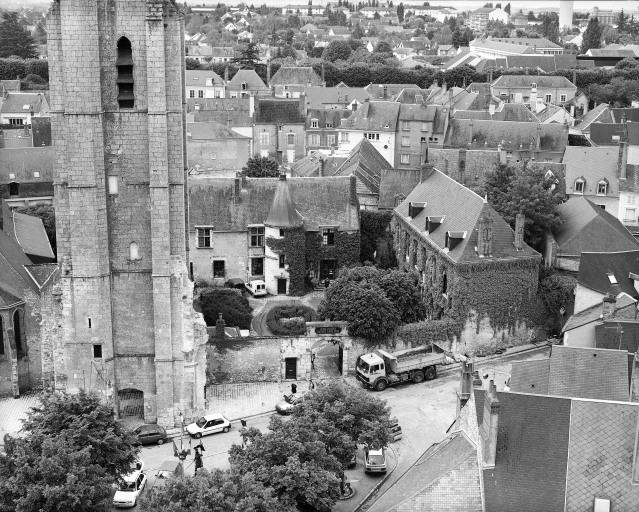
xmin=413 ymin=371 xmax=425 ymax=383
xmin=375 ymin=380 xmax=387 ymax=391
xmin=424 ymin=366 xmax=437 ymax=380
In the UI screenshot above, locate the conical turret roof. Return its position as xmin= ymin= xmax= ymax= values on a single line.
xmin=265 ymin=174 xmax=304 ymax=228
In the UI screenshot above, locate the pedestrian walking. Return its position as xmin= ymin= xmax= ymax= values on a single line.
xmin=240 ymin=419 xmax=247 ymax=428
xmin=291 ymin=383 xmax=297 ymax=394
xmin=311 ymin=352 xmax=316 ymax=370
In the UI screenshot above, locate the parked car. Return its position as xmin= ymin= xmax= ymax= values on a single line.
xmin=112 ymin=460 xmax=146 ymax=508
xmin=133 ymin=424 xmax=168 ymax=446
xmin=275 ymin=392 xmax=305 ymax=415
xmin=186 ymin=413 xmax=231 ymax=438
xmin=364 ymin=446 xmax=387 ymax=473
xmin=245 ymin=280 xmax=267 ymax=296
xmin=388 ymin=417 xmax=402 ymax=442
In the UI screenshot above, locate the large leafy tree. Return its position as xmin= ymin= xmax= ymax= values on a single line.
xmin=0 ymin=12 xmax=37 ymax=59
xmin=242 ymin=156 xmax=280 ymax=178
xmin=485 ymin=165 xmax=564 ymax=251
xmin=234 ymin=41 xmax=260 ymax=68
xmin=0 ymin=392 xmax=138 ymax=512
xmin=198 ymin=288 xmax=253 ymax=328
xmin=321 ymin=40 xmax=352 ymax=62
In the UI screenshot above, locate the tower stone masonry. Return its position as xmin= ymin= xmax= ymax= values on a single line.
xmin=46 ymin=0 xmax=207 ymax=426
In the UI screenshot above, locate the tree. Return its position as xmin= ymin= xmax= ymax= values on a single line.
xmin=15 ymin=204 xmax=56 ymax=254
xmin=198 ymin=288 xmax=253 ymax=328
xmin=186 ymin=57 xmax=201 ymax=69
xmin=397 ymin=2 xmax=405 ymax=22
xmin=0 ymin=12 xmax=37 ymax=59
xmin=352 ymin=23 xmax=364 ymax=39
xmin=601 ymin=24 xmax=619 ymax=45
xmin=322 ymin=40 xmax=352 ymax=62
xmin=141 ymin=469 xmax=288 ymax=512
xmin=234 ymin=41 xmax=260 ymax=68
xmin=504 ymin=2 xmax=511 ymax=15
xmin=242 ymin=156 xmax=280 ymax=177
xmin=581 ymin=16 xmax=602 ymax=53
xmin=618 ymin=9 xmax=628 ymax=33
xmin=435 ymin=25 xmax=453 ymax=45
xmin=0 ymin=392 xmax=139 ymax=512
xmin=484 ymin=164 xmax=564 ymax=251
xmin=377 ymin=270 xmax=427 ymax=324
xmin=374 ymin=40 xmax=393 ymax=53
xmin=540 ymin=14 xmax=559 ymax=43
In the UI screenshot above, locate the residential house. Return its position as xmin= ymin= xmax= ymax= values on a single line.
xmin=590 ymin=6 xmax=617 ymax=25
xmin=209 ymin=47 xmax=236 ymax=64
xmin=361 ymin=37 xmax=379 ymax=52
xmin=0 ymin=92 xmax=50 ymax=126
xmin=377 ymin=167 xmax=426 ymax=210
xmin=306 ymin=109 xmax=352 ymax=152
xmin=454 ymin=103 xmax=539 ymax=123
xmin=471 ymin=37 xmax=564 ymax=57
xmin=570 ymin=103 xmax=612 ymax=137
xmin=185 ymin=70 xmax=225 ymax=100
xmin=338 ymin=100 xmax=400 ymax=166
xmin=188 ymin=174 xmax=360 ymax=293
xmin=326 ymin=26 xmax=350 ymax=39
xmin=407 ymin=5 xmax=456 ymax=22
xmin=437 ymin=44 xmax=457 ymax=57
xmin=0 ymin=147 xmax=54 ymax=206
xmin=468 ymin=6 xmax=509 ymax=32
xmin=236 ymin=30 xmax=254 ymax=43
xmin=184 ymin=45 xmax=214 ymax=64
xmin=365 ymin=83 xmax=419 ymax=101
xmin=226 ymin=69 xmax=269 ymax=98
xmin=188 ymin=97 xmax=254 ymax=139
xmin=281 ymin=4 xmax=325 ymax=15
xmin=545 ymin=197 xmax=639 ymax=272
xmin=393 ymin=168 xmax=541 ymax=351
xmin=359 ymin=6 xmax=392 ymax=18
xmin=533 ymin=103 xmax=575 ymax=124
xmin=1 ymin=117 xmax=51 ymax=149
xmin=491 ymin=75 xmax=577 ymax=106
xmin=187 ymin=121 xmax=251 ymax=174
xmin=224 ymin=22 xmax=238 ymax=32
xmin=395 ymin=103 xmax=448 ymax=169
xmin=253 ymin=98 xmax=306 ymax=165
xmin=269 ymin=66 xmax=323 ymax=99
xmin=290 ymin=151 xmax=347 ymax=178
xmin=304 ymin=85 xmax=370 ymax=111
xmin=0 ymin=80 xmax=20 ymax=94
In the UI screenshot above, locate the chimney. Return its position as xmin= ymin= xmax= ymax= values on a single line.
xmin=529 ymin=84 xmax=537 ymax=109
xmin=477 ymin=214 xmax=493 ymax=258
xmin=234 ymin=175 xmax=241 ymax=199
xmin=497 ymin=142 xmax=506 ymax=165
xmin=267 ymin=59 xmax=271 ymax=87
xmin=350 ymin=174 xmax=358 ymax=207
xmin=240 ymin=171 xmax=247 ymax=189
xmin=619 ymin=140 xmax=628 ymax=180
xmin=602 ymin=293 xmax=617 ymax=319
xmin=457 ymin=361 xmax=474 ymax=415
xmin=468 ymin=119 xmax=474 ymax=145
xmin=514 ymin=213 xmax=525 ymax=250
xmin=321 ymin=63 xmax=325 ymax=86
xmin=572 ymin=70 xmax=577 ymax=86
xmin=224 ymin=66 xmax=229 ymax=84
xmin=480 ymin=380 xmax=500 ymax=468
xmin=319 ymin=157 xmax=325 ymax=177
xmin=215 ymin=313 xmax=226 ymax=341
xmin=488 ymin=70 xmax=493 ymax=83
xmin=536 ymin=123 xmax=542 ymax=151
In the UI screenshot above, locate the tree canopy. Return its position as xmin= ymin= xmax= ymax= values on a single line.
xmin=322 ymin=40 xmax=352 ymax=63
xmin=581 ymin=17 xmax=602 ymax=53
xmin=242 ymin=156 xmax=280 ymax=178
xmin=198 ymin=288 xmax=253 ymax=328
xmin=0 ymin=12 xmax=37 ymax=59
xmin=234 ymin=41 xmax=260 ymax=68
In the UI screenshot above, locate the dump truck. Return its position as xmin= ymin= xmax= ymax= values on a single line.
xmin=356 ymin=344 xmax=446 ymax=391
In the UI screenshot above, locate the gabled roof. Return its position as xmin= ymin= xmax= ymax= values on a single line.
xmin=189 ymin=176 xmax=359 ymax=232
xmin=184 ymin=69 xmax=224 ymax=87
xmin=395 ymin=169 xmax=539 ymax=264
xmin=589 ymin=123 xmax=627 ymax=145
xmin=6 ymin=210 xmax=55 ymax=261
xmin=562 ymin=294 xmax=637 ymax=333
xmin=265 ymin=175 xmax=304 ymax=228
xmin=510 ymin=346 xmax=631 ymax=401
xmin=227 ymin=69 xmax=267 ymax=91
xmin=332 ymin=138 xmax=390 ymax=195
xmin=553 ymin=197 xmax=638 ymax=254
xmin=0 ymin=147 xmax=54 ymax=183
xmin=0 ymin=92 xmax=49 ymax=115
xmin=454 ymin=103 xmax=539 ymax=123
xmin=563 ymin=146 xmax=620 ymax=196
xmin=269 ymin=66 xmax=322 ymax=86
xmin=290 ymin=152 xmax=346 ymax=178
xmin=0 ymin=285 xmax=24 ymax=309
xmin=340 ymin=101 xmax=400 ymax=132
xmin=0 ymin=226 xmax=37 ymax=299
xmin=304 ymin=86 xmax=368 ymax=110
xmin=306 ymin=109 xmax=352 ymax=129
xmin=378 ymin=168 xmax=425 ymax=209
xmin=187 ymin=121 xmax=250 ymax=140
xmin=575 ymin=104 xmax=613 ymax=131
xmin=578 ymin=250 xmax=639 ymax=298
xmin=254 ymin=98 xmax=305 ymax=124
xmin=394 ymin=88 xmax=430 ymax=104
xmin=365 ymin=83 xmax=419 ymax=100
xmin=492 ymin=74 xmax=576 ymax=90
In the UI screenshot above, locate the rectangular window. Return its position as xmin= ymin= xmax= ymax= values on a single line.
xmin=322 ymin=227 xmax=335 ymax=246
xmin=311 ymin=119 xmax=318 ymax=128
xmin=33 ymin=171 xmax=40 ymax=178
xmin=259 ymin=132 xmax=270 ymax=146
xmin=341 ymin=132 xmax=349 ymax=142
xmin=560 ymin=94 xmax=567 ymax=102
xmin=628 ymin=196 xmax=636 ymax=205
xmin=545 ymin=94 xmax=552 ymax=103
xmin=9 ymin=118 xmax=23 ymax=126
xmin=189 ymin=90 xmax=195 ymax=98
xmin=310 ymin=134 xmax=320 ymax=146
xmin=251 ymin=257 xmax=264 ymax=276
xmin=597 ymin=182 xmax=608 ymax=195
xmin=196 ymin=227 xmax=212 ymax=248
xmin=401 ymin=120 xmax=410 ymax=131
xmin=625 ymin=208 xmax=636 ymax=221
xmin=327 ymin=134 xmax=336 ymax=146
xmin=421 ymin=122 xmax=429 ymax=131
xmin=401 ymin=136 xmax=410 ymax=147
xmin=108 ymin=175 xmax=118 ymax=195
xmin=279 ymin=254 xmax=286 ymax=268
xmin=279 ymin=228 xmax=285 ymax=237
xmin=197 ymin=90 xmax=203 ymax=98
xmin=287 ymin=133 xmax=295 ymax=145
xmin=325 ymin=122 xmax=333 ymax=128
xmin=249 ymin=226 xmax=265 ymax=247
xmin=575 ymin=180 xmax=584 ymax=194
xmin=93 ymin=344 xmax=102 ymax=359
xmin=400 ymin=154 xmax=410 ymax=164
xmin=213 ymin=260 xmax=225 ymax=278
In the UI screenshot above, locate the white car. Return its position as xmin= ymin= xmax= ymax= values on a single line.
xmin=364 ymin=446 xmax=387 ymax=473
xmin=112 ymin=460 xmax=147 ymax=508
xmin=245 ymin=280 xmax=267 ymax=296
xmin=186 ymin=413 xmax=232 ymax=438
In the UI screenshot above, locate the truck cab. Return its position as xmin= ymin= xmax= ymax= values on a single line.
xmin=356 ymin=352 xmax=386 ymax=389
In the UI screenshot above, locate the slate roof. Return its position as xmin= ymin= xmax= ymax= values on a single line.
xmin=306 ymin=109 xmax=352 ymax=129
xmin=304 ymin=86 xmax=370 ymax=109
xmin=23 ymin=263 xmax=58 ymax=289
xmin=340 ymin=101 xmax=400 ymax=132
xmin=489 ymin=37 xmax=562 ymax=49
xmin=31 ymin=116 xmax=51 ymax=147
xmin=365 ymin=83 xmax=419 ymax=100
xmin=269 ymin=66 xmax=322 ymax=86
xmin=596 ymin=319 xmax=639 ymax=353
xmin=611 ymin=107 xmax=639 ymax=123
xmin=504 ymin=54 xmax=587 ymax=72
xmin=492 ymin=74 xmax=576 ymax=90
xmin=394 ymin=87 xmax=430 ymax=104
xmin=563 ymin=146 xmax=620 ymax=196
xmin=562 ymin=294 xmax=637 ymax=333
xmin=187 ymin=121 xmax=250 ymax=140
xmin=510 ymin=346 xmax=630 ymax=401
xmin=254 ymin=98 xmax=305 ymax=124
xmin=577 ymin=250 xmax=639 ymax=298
xmin=0 ymin=80 xmax=20 ymax=93
xmin=189 ymin=176 xmax=359 ymax=232
xmin=397 ymin=103 xmax=440 ymax=123
xmin=290 ymin=153 xmax=346 ymax=178
xmin=454 ymin=103 xmax=539 ymax=122
xmin=0 ymin=92 xmax=49 ymax=115
xmin=621 ymin=164 xmax=639 ymax=194
xmin=265 ymin=175 xmax=304 ymax=228
xmin=0 ymin=147 xmax=54 ymax=183
xmin=332 ymin=138 xmax=390 ymax=195
xmin=444 ymin=119 xmax=568 ymax=152
xmin=552 ymin=197 xmax=638 ymax=255
xmin=227 ymin=69 xmax=267 ymax=91
xmin=395 ymin=169 xmax=540 ymax=264
xmin=378 ymin=168 xmax=425 ymax=210
xmin=0 ymin=286 xmax=24 ymax=309
xmin=7 ymin=210 xmax=55 ymax=261
xmin=589 ymin=123 xmax=627 ymax=145
xmin=0 ymin=226 xmax=37 ymax=301
xmin=184 ymin=69 xmax=224 ymax=87
xmin=573 ymin=103 xmax=612 ymax=131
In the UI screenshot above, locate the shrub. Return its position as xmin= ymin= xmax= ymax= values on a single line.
xmin=23 ymin=72 xmax=46 ymax=84
xmin=199 ymin=288 xmax=253 ymax=329
xmin=266 ymin=304 xmax=317 ymax=335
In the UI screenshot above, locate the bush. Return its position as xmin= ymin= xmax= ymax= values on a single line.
xmin=23 ymin=73 xmax=46 ymax=84
xmin=266 ymin=304 xmax=317 ymax=335
xmin=199 ymin=288 xmax=253 ymax=329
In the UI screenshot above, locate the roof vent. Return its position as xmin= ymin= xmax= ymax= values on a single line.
xmin=408 ymin=201 xmax=426 ymax=218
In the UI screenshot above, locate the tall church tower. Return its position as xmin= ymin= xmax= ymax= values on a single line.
xmin=46 ymin=0 xmax=207 ymax=426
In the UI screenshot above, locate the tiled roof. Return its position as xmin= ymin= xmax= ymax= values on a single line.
xmin=265 ymin=176 xmax=304 ymax=228
xmin=492 ymin=74 xmax=576 ymax=90
xmin=577 ymin=250 xmax=639 ymax=298
xmin=227 ymin=69 xmax=267 ymax=91
xmin=8 ymin=211 xmax=55 ymax=261
xmin=340 ymin=101 xmax=400 ymax=132
xmin=509 ymin=358 xmax=550 ymax=394
xmin=574 ymin=103 xmax=612 ymax=131
xmin=589 ymin=123 xmax=627 ymax=145
xmin=378 ymin=168 xmax=425 ymax=209
xmin=187 ymin=121 xmax=249 ymax=140
xmin=0 ymin=147 xmax=54 ymax=183
xmin=184 ymin=69 xmax=224 ymax=87
xmin=188 ymin=176 xmax=359 ymax=232
xmin=562 ymin=294 xmax=637 ymax=333
xmin=476 ymin=390 xmax=572 ymax=512
xmin=305 ymin=86 xmax=370 ymax=109
xmin=290 ymin=152 xmax=346 ymax=178
xmin=269 ymin=66 xmax=322 ymax=86
xmin=563 ymin=146 xmax=620 ymax=195
xmin=0 ymin=92 xmax=49 ymax=115
xmin=255 ymin=98 xmax=305 ymax=124
xmin=332 ymin=138 xmax=390 ymax=194
xmin=553 ymin=197 xmax=639 ymax=254
xmin=306 ymin=109 xmax=352 ymax=129
xmin=395 ymin=168 xmax=540 ymax=264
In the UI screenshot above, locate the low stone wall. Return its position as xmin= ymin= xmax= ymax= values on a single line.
xmin=207 ymin=337 xmax=283 ymax=384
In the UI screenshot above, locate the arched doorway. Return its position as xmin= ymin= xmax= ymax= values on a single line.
xmin=118 ymin=388 xmax=144 ymax=419
xmin=13 ymin=310 xmax=24 ymax=357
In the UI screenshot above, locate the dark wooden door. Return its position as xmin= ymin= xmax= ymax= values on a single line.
xmin=285 ymin=358 xmax=297 ymax=379
xmin=277 ymin=278 xmax=287 ymax=294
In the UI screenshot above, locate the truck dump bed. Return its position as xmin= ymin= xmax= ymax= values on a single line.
xmin=376 ymin=344 xmax=446 ymax=374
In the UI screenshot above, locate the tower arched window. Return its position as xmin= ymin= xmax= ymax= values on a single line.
xmin=0 ymin=316 xmax=4 ymax=356
xmin=13 ymin=310 xmax=23 ymax=357
xmin=574 ymin=178 xmax=585 ymax=194
xmin=129 ymin=242 xmax=140 ymax=261
xmin=597 ymin=179 xmax=608 ymax=196
xmin=116 ymin=37 xmax=134 ymax=109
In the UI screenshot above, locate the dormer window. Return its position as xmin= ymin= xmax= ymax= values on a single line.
xmin=241 ymin=81 xmax=247 ymax=91
xmin=116 ymin=37 xmax=134 ymax=109
xmin=531 ymin=82 xmax=537 ymax=89
xmin=597 ymin=179 xmax=608 ymax=196
xmin=445 ymin=231 xmax=466 ymax=251
xmin=311 ymin=118 xmax=318 ymax=128
xmin=574 ymin=178 xmax=585 ymax=194
xmin=325 ymin=122 xmax=333 ymax=128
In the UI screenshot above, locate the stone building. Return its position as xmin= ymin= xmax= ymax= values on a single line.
xmin=253 ymin=98 xmax=306 ymax=165
xmin=392 ymin=168 xmax=541 ymax=352
xmin=46 ymin=0 xmax=207 ymax=427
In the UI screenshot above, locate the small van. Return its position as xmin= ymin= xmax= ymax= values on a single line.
xmin=364 ymin=446 xmax=387 ymax=473
xmin=245 ymin=280 xmax=267 ymax=296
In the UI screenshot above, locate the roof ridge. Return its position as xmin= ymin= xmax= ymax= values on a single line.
xmin=433 ymin=167 xmax=485 ymax=202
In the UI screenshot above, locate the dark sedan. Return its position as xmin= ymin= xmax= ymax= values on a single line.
xmin=133 ymin=424 xmax=168 ymax=446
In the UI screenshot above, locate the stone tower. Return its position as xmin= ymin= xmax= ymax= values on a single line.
xmin=46 ymin=0 xmax=207 ymax=426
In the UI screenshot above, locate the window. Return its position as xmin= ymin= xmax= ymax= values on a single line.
xmin=0 ymin=317 xmax=3 ymax=356
xmin=341 ymin=132 xmax=349 ymax=142
xmin=311 ymin=118 xmax=318 ymax=128
xmin=189 ymin=90 xmax=195 ymax=98
xmin=259 ymin=131 xmax=270 ymax=146
xmin=545 ymin=94 xmax=552 ymax=103
xmin=93 ymin=344 xmax=102 ymax=359
xmin=196 ymin=227 xmax=212 ymax=248
xmin=249 ymin=226 xmax=265 ymax=247
xmin=401 ymin=120 xmax=410 ymax=131
xmin=33 ymin=171 xmax=40 ymax=178
xmin=13 ymin=310 xmax=23 ymax=356
xmin=129 ymin=242 xmax=140 ymax=260
xmin=325 ymin=122 xmax=333 ymax=128
xmin=400 ymin=154 xmax=410 ymax=165
xmin=251 ymin=257 xmax=264 ymax=276
xmin=401 ymin=136 xmax=410 ymax=147
xmin=365 ymin=133 xmax=380 ymax=140
xmin=213 ymin=260 xmax=225 ymax=278
xmin=116 ymin=37 xmax=134 ymax=109
xmin=198 ymin=90 xmax=204 ymax=98
xmin=531 ymin=82 xmax=537 ymax=89
xmin=625 ymin=208 xmax=636 ymax=221
xmin=322 ymin=227 xmax=335 ymax=246
xmin=574 ymin=179 xmax=585 ymax=194
xmin=9 ymin=118 xmax=23 ymax=126
xmin=421 ymin=122 xmax=429 ymax=131
xmin=560 ymin=94 xmax=567 ymax=102
xmin=279 ymin=229 xmax=285 ymax=237
xmin=309 ymin=134 xmax=320 ymax=146
xmin=241 ymin=81 xmax=247 ymax=90
xmin=279 ymin=254 xmax=286 ymax=268
xmin=287 ymin=133 xmax=295 ymax=145
xmin=394 ymin=193 xmax=406 ymax=207
xmin=108 ymin=175 xmax=118 ymax=195
xmin=8 ymin=182 xmax=19 ymax=196
xmin=327 ymin=134 xmax=336 ymax=146
xmin=597 ymin=180 xmax=608 ymax=195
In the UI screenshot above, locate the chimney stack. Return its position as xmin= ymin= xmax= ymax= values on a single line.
xmin=477 ymin=214 xmax=493 ymax=258
xmin=215 ymin=313 xmax=226 ymax=341
xmin=480 ymin=380 xmax=500 ymax=468
xmin=319 ymin=156 xmax=325 ymax=177
xmin=602 ymin=293 xmax=617 ymax=319
xmin=457 ymin=361 xmax=474 ymax=415
xmin=514 ymin=213 xmax=525 ymax=250
xmin=234 ymin=175 xmax=241 ymax=199
xmin=497 ymin=142 xmax=506 ymax=165
xmin=619 ymin=140 xmax=628 ymax=180
xmin=321 ymin=63 xmax=326 ymax=86
xmin=267 ymin=59 xmax=271 ymax=88
xmin=536 ymin=123 xmax=542 ymax=151
xmin=529 ymin=84 xmax=537 ymax=110
xmin=224 ymin=66 xmax=229 ymax=84
xmin=572 ymin=70 xmax=577 ymax=86
xmin=468 ymin=119 xmax=474 ymax=145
